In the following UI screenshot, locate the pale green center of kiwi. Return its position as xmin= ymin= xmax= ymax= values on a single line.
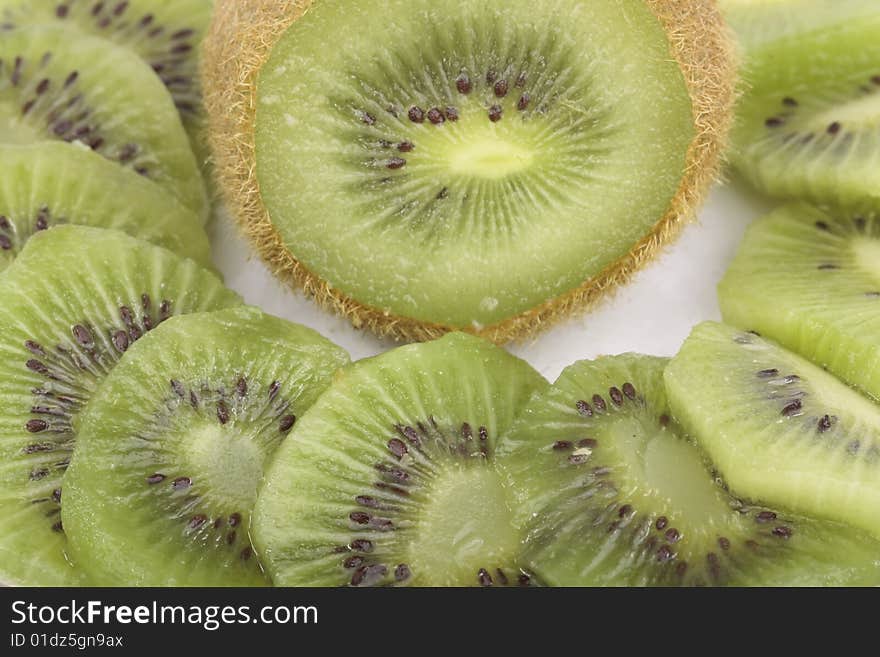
xmin=610 ymin=418 xmax=732 ymax=526
xmin=851 ymin=237 xmax=880 ymax=285
xmin=408 ymin=465 xmax=519 ymax=586
xmin=181 ymin=423 xmax=266 ymax=511
xmin=415 ymin=113 xmax=541 ymax=180
xmin=809 ymin=92 xmax=880 ymax=131
xmin=0 ymin=100 xmax=41 ymax=143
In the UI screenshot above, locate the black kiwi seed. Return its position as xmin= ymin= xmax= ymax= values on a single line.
xmin=782 ymin=97 xmax=798 ymax=107
xmin=397 ymin=141 xmax=414 ymax=152
xmin=517 ymin=93 xmax=530 ymax=111
xmin=494 ymin=79 xmax=509 ymax=97
xmin=765 ymin=117 xmax=784 ymax=128
xmin=456 ymin=73 xmax=471 ymax=94
xmin=591 ymin=394 xmax=607 ymax=412
xmin=426 ymin=107 xmax=444 ymax=124
xmin=757 ymin=368 xmax=779 ymax=378
xmin=781 ymin=400 xmax=802 ymax=417
xmin=609 ymin=387 xmax=623 ymax=406
xmin=408 ymin=106 xmax=425 ymax=123
xmin=827 ymin=122 xmax=842 ymax=135
xmin=444 ymin=107 xmax=459 ymax=122
xmin=817 ymin=415 xmax=832 ymax=432
xmin=488 ymin=105 xmax=503 ymax=122
xmin=576 ymin=400 xmax=593 ymax=417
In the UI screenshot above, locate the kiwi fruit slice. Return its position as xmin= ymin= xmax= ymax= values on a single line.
xmin=62 ymin=306 xmax=350 ymax=586
xmin=0 ymin=23 xmax=208 ymax=219
xmin=0 ymin=0 xmax=214 ymax=174
xmin=719 ymin=204 xmax=880 ymax=400
xmin=726 ymin=1 xmax=880 ymax=213
xmin=0 ymin=142 xmax=212 ymax=272
xmin=498 ymin=353 xmax=880 ymax=586
xmin=203 ymin=0 xmax=735 ymax=342
xmin=665 ymin=322 xmax=880 ymax=542
xmin=251 ymin=332 xmax=548 ymax=586
xmin=0 ymin=225 xmax=240 ymax=586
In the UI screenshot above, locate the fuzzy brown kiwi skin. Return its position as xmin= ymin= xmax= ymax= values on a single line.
xmin=203 ymin=0 xmax=737 ymax=344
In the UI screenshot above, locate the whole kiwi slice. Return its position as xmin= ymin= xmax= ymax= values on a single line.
xmin=719 ymin=204 xmax=880 ymax=400
xmin=0 ymin=0 xmax=214 ymax=174
xmin=665 ymin=322 xmax=880 ymax=543
xmin=204 ymin=0 xmax=735 ymax=342
xmin=0 ymin=24 xmax=208 ymax=219
xmin=499 ymin=353 xmax=880 ymax=586
xmin=0 ymin=226 xmax=240 ymax=586
xmin=726 ymin=0 xmax=880 ymax=213
xmin=251 ymin=333 xmax=548 ymax=586
xmin=0 ymin=142 xmax=211 ymax=272
xmin=62 ymin=307 xmax=350 ymax=586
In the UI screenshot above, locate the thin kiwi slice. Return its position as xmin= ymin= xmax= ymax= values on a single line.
xmin=204 ymin=0 xmax=735 ymax=342
xmin=665 ymin=322 xmax=880 ymax=542
xmin=498 ymin=353 xmax=880 ymax=586
xmin=727 ymin=1 xmax=880 ymax=213
xmin=0 ymin=24 xmax=208 ymax=219
xmin=251 ymin=333 xmax=548 ymax=586
xmin=0 ymin=0 xmax=214 ymax=173
xmin=62 ymin=307 xmax=350 ymax=586
xmin=719 ymin=204 xmax=880 ymax=400
xmin=0 ymin=226 xmax=240 ymax=586
xmin=0 ymin=142 xmax=211 ymax=272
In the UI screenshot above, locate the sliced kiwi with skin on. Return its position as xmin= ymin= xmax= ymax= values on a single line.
xmin=0 ymin=226 xmax=240 ymax=586
xmin=62 ymin=307 xmax=350 ymax=586
xmin=719 ymin=203 xmax=880 ymax=400
xmin=252 ymin=333 xmax=548 ymax=586
xmin=0 ymin=24 xmax=208 ymax=219
xmin=0 ymin=142 xmax=212 ymax=272
xmin=665 ymin=321 xmax=880 ymax=543
xmin=498 ymin=353 xmax=880 ymax=586
xmin=0 ymin=0 xmax=215 ymax=174
xmin=204 ymin=0 xmax=735 ymax=342
xmin=727 ymin=1 xmax=880 ymax=213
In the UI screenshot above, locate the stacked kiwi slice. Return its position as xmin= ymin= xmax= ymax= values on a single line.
xmin=204 ymin=0 xmax=736 ymax=342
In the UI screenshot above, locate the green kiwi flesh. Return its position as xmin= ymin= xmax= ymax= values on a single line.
xmin=0 ymin=0 xmax=214 ymax=171
xmin=0 ymin=142 xmax=211 ymax=271
xmin=252 ymin=333 xmax=548 ymax=586
xmin=62 ymin=307 xmax=350 ymax=586
xmin=498 ymin=353 xmax=880 ymax=586
xmin=254 ymin=0 xmax=695 ymax=329
xmin=719 ymin=203 xmax=880 ymax=400
xmin=0 ymin=226 xmax=240 ymax=586
xmin=0 ymin=24 xmax=208 ymax=219
xmin=665 ymin=322 xmax=880 ymax=543
xmin=727 ymin=1 xmax=880 ymax=213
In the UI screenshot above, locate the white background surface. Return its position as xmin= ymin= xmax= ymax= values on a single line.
xmin=210 ymin=178 xmax=776 ymax=382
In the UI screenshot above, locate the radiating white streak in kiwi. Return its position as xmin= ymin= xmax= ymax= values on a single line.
xmin=0 ymin=24 xmax=208 ymax=219
xmin=0 ymin=142 xmax=212 ymax=270
xmin=501 ymin=352 xmax=880 ymax=586
xmin=252 ymin=333 xmax=547 ymax=586
xmin=61 ymin=306 xmax=349 ymax=586
xmin=719 ymin=205 xmax=880 ymax=400
xmin=666 ymin=322 xmax=880 ymax=541
xmin=0 ymin=226 xmax=240 ymax=586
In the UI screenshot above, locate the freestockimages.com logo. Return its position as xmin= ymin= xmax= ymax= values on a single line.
xmin=10 ymin=600 xmax=317 ymax=632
